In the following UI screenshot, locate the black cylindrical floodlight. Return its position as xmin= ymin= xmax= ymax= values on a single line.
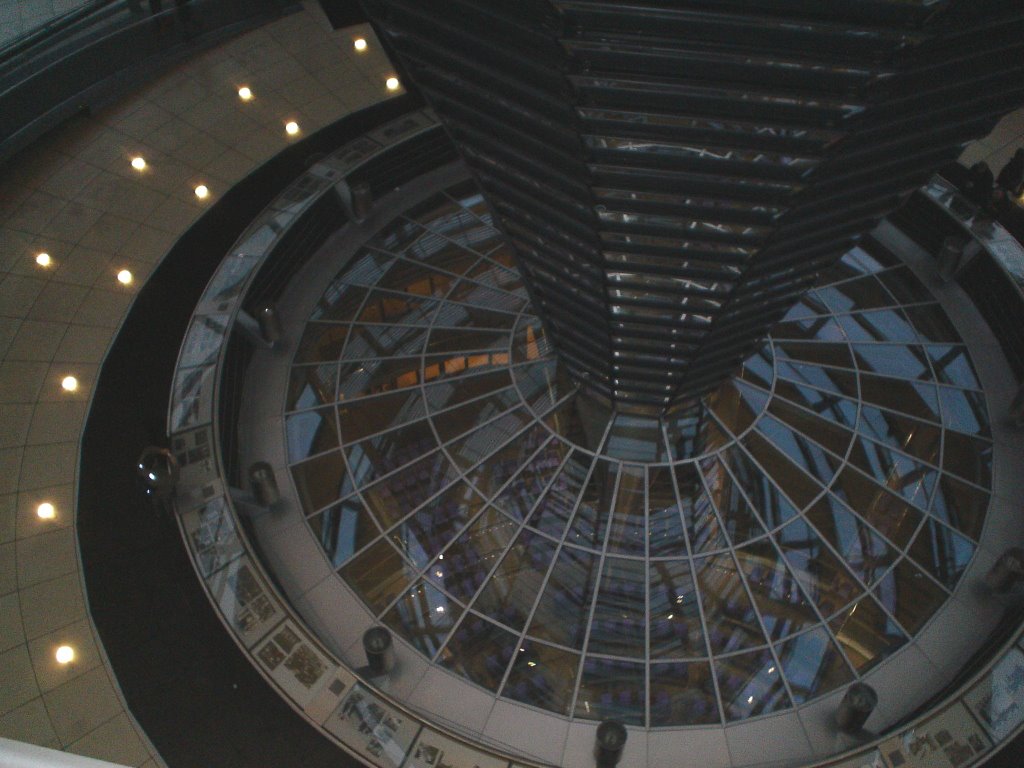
xmin=363 ymin=626 xmax=393 ymax=676
xmin=984 ymin=548 xmax=1024 ymax=593
xmin=837 ymin=683 xmax=878 ymax=733
xmin=595 ymin=720 xmax=627 ymax=768
xmin=248 ymin=462 xmax=280 ymax=507
xmin=257 ymin=304 xmax=282 ymax=344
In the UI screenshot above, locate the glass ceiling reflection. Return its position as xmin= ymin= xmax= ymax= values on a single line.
xmin=287 ymin=180 xmax=992 ymax=727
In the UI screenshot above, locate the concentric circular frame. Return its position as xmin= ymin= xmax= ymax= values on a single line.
xmin=280 ymin=177 xmax=994 ymax=729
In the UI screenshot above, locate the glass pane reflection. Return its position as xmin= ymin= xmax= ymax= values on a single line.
xmin=574 ymin=657 xmax=645 ymax=725
xmin=503 ymin=640 xmax=579 ymax=715
xmin=382 ymin=580 xmax=462 ymax=658
xmin=715 ymin=648 xmax=789 ymax=722
xmin=649 ymin=662 xmax=719 ymax=725
xmin=775 ymin=627 xmax=853 ymax=704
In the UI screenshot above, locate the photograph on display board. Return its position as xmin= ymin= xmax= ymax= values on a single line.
xmin=188 ymin=497 xmax=244 ymax=577
xmin=877 ymin=702 xmax=991 ymax=768
xmin=407 ymin=728 xmax=508 ymax=768
xmin=325 ymin=684 xmax=419 ymax=768
xmin=964 ymin=646 xmax=1024 ymax=741
xmin=207 ymin=558 xmax=280 ymax=645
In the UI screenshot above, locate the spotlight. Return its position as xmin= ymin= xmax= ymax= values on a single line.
xmin=35 ymin=252 xmax=51 ymax=267
xmin=117 ymin=269 xmax=133 ymax=285
xmin=36 ymin=503 xmax=55 ymax=520
xmin=61 ymin=376 xmax=78 ymax=392
xmin=194 ymin=184 xmax=209 ymax=199
xmin=386 ymin=77 xmax=400 ymax=91
xmin=131 ymin=156 xmax=146 ymax=170
xmin=238 ymin=86 xmax=253 ymax=100
xmin=55 ymin=646 xmax=75 ymax=664
xmin=285 ymin=121 xmax=300 ymax=136
xmin=354 ymin=38 xmax=367 ymax=51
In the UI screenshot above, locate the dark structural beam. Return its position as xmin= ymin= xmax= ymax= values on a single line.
xmin=361 ymin=0 xmax=1024 ymax=414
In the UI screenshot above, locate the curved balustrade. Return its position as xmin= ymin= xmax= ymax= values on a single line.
xmin=166 ymin=108 xmax=1024 ymax=768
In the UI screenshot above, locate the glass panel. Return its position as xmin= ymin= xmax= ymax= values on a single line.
xmin=829 ymin=594 xmax=906 ymax=673
xmin=775 ymin=359 xmax=857 ymax=399
xmin=829 ymin=467 xmax=922 ymax=549
xmin=734 ymin=541 xmax=819 ymax=641
xmin=775 ymin=518 xmax=864 ymax=618
xmin=438 ymin=613 xmax=518 ymax=692
xmin=712 ymin=448 xmax=798 ymax=532
xmin=604 ymin=414 xmax=666 ymax=462
xmin=286 ymin=406 xmax=338 ymax=463
xmin=852 ymin=343 xmax=930 ymax=381
xmin=445 ymin=407 xmax=534 ymax=472
xmin=835 ymin=308 xmax=917 ymax=343
xmin=775 ymin=627 xmax=854 ymax=704
xmin=338 ymin=389 xmax=424 ymax=444
xmin=649 ymin=661 xmax=719 ymax=725
xmin=606 ymin=465 xmax=647 ymax=555
xmin=774 ymin=341 xmax=853 ymax=370
xmin=770 ymin=316 xmax=846 ymax=343
xmin=382 ymin=580 xmax=463 ymax=658
xmin=543 ymin=394 xmax=607 ymax=451
xmin=648 ymin=467 xmax=687 ymax=558
xmin=567 ymin=459 xmax=619 ymax=550
xmin=942 ymin=430 xmax=992 ymax=489
xmin=767 ymin=396 xmax=852 ymax=457
xmin=715 ymin=648 xmax=790 ymax=722
xmin=695 ymin=553 xmax=766 ymax=654
xmin=709 ymin=379 xmax=769 ymax=438
xmin=338 ymin=357 xmax=422 ymax=401
xmin=926 ymin=345 xmax=982 ymax=390
xmin=356 ymin=289 xmax=438 ymax=325
xmin=930 ymin=475 xmax=989 ymax=540
xmin=858 ymin=404 xmax=941 ymax=467
xmin=426 ymin=328 xmax=511 ymax=356
xmin=908 ymin=519 xmax=975 ymax=591
xmin=288 ymin=363 xmax=337 ymax=411
xmin=473 ymin=529 xmax=558 ymax=632
xmin=492 ymin=438 xmax=567 ymax=522
xmin=375 ymin=257 xmax=457 ymax=298
xmin=427 ymin=507 xmax=518 ymax=602
xmin=772 ymin=380 xmax=858 ymax=428
xmin=859 ymin=375 xmax=941 ymax=423
xmin=387 ymin=482 xmax=485 ymax=569
xmin=755 ymin=415 xmax=841 ymax=497
xmin=574 ymin=657 xmax=646 ymax=726
xmin=344 ymin=247 xmax=399 ymax=282
xmin=446 ymin=280 xmax=525 ymax=313
xmin=308 ymin=497 xmax=378 ymax=568
xmin=291 ymin=450 xmax=349 ymax=514
xmin=503 ymin=640 xmax=580 ymax=715
xmin=873 ymin=558 xmax=948 ymax=635
xmin=528 ymin=451 xmax=593 ymax=539
xmin=741 ymin=431 xmax=823 ymax=510
xmin=340 ymin=539 xmax=418 ymax=614
xmin=844 ymin=435 xmax=936 ymax=513
xmin=425 ymin=370 xmax=512 ymax=412
xmin=804 ymin=495 xmax=897 ymax=588
xmin=938 ymin=386 xmax=990 ymax=437
xmin=700 ymin=455 xmax=768 ymax=544
xmin=341 ymin=324 xmax=427 ymax=360
xmin=434 ymin=387 xmax=521 ymax=443
xmin=433 ymin=301 xmax=518 ymax=329
xmin=345 ymin=418 xmax=439 ymax=488
xmin=587 ymin=556 xmax=647 ymax=658
xmin=295 ymin=323 xmax=349 ymax=364
xmin=649 ymin=559 xmax=704 ymax=658
xmin=814 ymin=275 xmax=896 ymax=313
xmin=361 ymin=451 xmax=459 ymax=529
xmin=677 ymin=463 xmax=728 ymax=554
xmin=516 ymin=360 xmax=577 ymax=415
xmin=529 ymin=546 xmax=600 ymax=650
xmin=463 ymin=422 xmax=552 ymax=499
xmin=738 ymin=345 xmax=774 ymax=390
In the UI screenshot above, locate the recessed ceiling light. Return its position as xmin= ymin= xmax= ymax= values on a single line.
xmin=131 ymin=156 xmax=146 ymax=170
xmin=285 ymin=121 xmax=300 ymax=135
xmin=36 ymin=503 xmax=55 ymax=520
xmin=238 ymin=86 xmax=253 ymax=100
xmin=194 ymin=184 xmax=209 ymax=199
xmin=117 ymin=269 xmax=133 ymax=285
xmin=55 ymin=646 xmax=75 ymax=664
xmin=35 ymin=252 xmax=51 ymax=267
xmin=386 ymin=76 xmax=400 ymax=91
xmin=61 ymin=376 xmax=78 ymax=392
xmin=354 ymin=38 xmax=367 ymax=51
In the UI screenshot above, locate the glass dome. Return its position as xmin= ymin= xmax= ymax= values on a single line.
xmin=284 ymin=179 xmax=992 ymax=727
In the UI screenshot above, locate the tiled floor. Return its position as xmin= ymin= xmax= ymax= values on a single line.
xmin=0 ymin=3 xmax=398 ymax=764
